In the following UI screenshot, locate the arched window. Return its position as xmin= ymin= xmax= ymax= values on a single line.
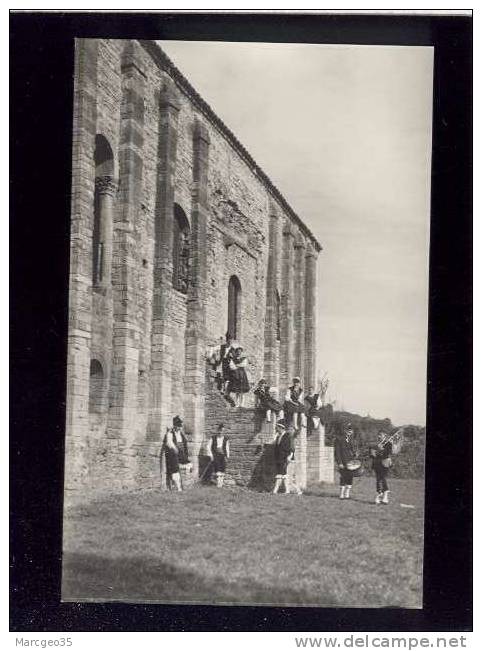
xmin=172 ymin=204 xmax=190 ymax=294
xmin=89 ymin=359 xmax=105 ymax=413
xmin=93 ymin=134 xmax=115 ymax=287
xmin=275 ymin=289 xmax=281 ymax=341
xmin=228 ymin=275 xmax=241 ymax=340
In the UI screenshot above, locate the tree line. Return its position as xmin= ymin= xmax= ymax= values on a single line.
xmin=322 ymin=407 xmax=425 ymax=479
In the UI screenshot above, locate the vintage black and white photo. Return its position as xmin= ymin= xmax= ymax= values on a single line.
xmin=61 ymin=37 xmax=433 ymax=608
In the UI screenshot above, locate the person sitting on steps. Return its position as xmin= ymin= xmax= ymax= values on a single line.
xmin=304 ymin=385 xmax=325 ymax=432
xmin=283 ymin=377 xmax=307 ymax=430
xmin=254 ymin=378 xmax=284 ymax=422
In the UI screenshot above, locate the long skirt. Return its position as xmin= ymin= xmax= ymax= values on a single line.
xmin=230 ymin=367 xmax=250 ymax=393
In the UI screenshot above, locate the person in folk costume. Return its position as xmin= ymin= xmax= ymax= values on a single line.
xmin=206 ymin=336 xmax=225 ymax=391
xmin=218 ymin=331 xmax=235 ymax=394
xmin=334 ymin=422 xmax=358 ymax=500
xmin=229 ymin=346 xmax=250 ymax=407
xmin=254 ymin=378 xmax=284 ymax=422
xmin=304 ymin=385 xmax=325 ymax=431
xmin=162 ymin=415 xmax=190 ymax=492
xmin=283 ymin=377 xmax=307 ymax=430
xmin=272 ymin=420 xmax=303 ymax=495
xmin=370 ymin=430 xmax=393 ymax=505
xmin=206 ymin=423 xmax=230 ymax=488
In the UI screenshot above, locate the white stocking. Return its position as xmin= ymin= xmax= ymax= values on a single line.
xmin=171 ymin=472 xmax=182 ymax=492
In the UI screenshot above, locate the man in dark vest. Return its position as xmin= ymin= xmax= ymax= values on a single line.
xmin=206 ymin=423 xmax=230 ymax=488
xmin=334 ymin=422 xmax=358 ymax=500
xmin=370 ymin=430 xmax=393 ymax=505
xmin=162 ymin=415 xmax=190 ymax=491
xmin=272 ymin=420 xmax=302 ymax=495
xmin=283 ymin=376 xmax=307 ymax=430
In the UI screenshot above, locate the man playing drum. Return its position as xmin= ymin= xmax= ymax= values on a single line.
xmin=334 ymin=422 xmax=360 ymax=500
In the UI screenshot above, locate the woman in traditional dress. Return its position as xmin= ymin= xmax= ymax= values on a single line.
xmin=229 ymin=346 xmax=250 ymax=407
xmin=162 ymin=415 xmax=190 ymax=491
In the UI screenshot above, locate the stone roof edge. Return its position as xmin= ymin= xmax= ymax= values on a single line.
xmin=139 ymin=39 xmax=322 ymax=253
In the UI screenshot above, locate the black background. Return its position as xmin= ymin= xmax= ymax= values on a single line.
xmin=10 ymin=11 xmax=472 ymax=632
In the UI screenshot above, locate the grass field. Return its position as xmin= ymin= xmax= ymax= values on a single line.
xmin=62 ymin=477 xmax=424 ymax=608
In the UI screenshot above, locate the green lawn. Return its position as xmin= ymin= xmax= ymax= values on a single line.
xmin=62 ymin=477 xmax=424 ymax=608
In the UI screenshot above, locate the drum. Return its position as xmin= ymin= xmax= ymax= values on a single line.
xmin=346 ymin=459 xmax=361 ymax=471
xmin=381 ymin=457 xmax=393 ymax=469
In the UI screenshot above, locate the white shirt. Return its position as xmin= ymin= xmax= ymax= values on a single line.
xmin=207 ymin=435 xmax=230 ymax=459
xmin=165 ymin=427 xmax=184 ymax=450
xmin=285 ymin=387 xmax=304 ymax=403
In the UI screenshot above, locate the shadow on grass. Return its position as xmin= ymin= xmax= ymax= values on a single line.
xmin=62 ymin=551 xmax=338 ymax=606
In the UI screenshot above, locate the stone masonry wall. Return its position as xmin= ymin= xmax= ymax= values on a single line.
xmin=65 ymin=38 xmax=325 ymax=493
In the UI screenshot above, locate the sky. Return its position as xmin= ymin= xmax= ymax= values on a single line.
xmin=159 ymin=40 xmax=434 ymax=426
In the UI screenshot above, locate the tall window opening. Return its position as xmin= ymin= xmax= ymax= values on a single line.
xmin=228 ymin=275 xmax=241 ymax=340
xmin=93 ymin=134 xmax=115 ymax=287
xmin=275 ymin=289 xmax=281 ymax=341
xmin=89 ymin=359 xmax=105 ymax=413
xmin=172 ymin=204 xmax=190 ymax=294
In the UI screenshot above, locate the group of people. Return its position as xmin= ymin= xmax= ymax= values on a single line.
xmin=162 ymin=417 xmax=395 ymax=504
xmin=254 ymin=376 xmax=327 ymax=431
xmin=335 ymin=421 xmax=393 ymax=504
xmin=162 ymin=416 xmax=230 ymax=490
xmin=210 ymin=334 xmax=330 ymax=433
xmin=165 ymin=333 xmax=395 ymax=502
xmin=212 ymin=332 xmax=250 ymax=407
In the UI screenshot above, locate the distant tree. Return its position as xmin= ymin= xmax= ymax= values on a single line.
xmin=322 ymin=409 xmax=425 ymax=478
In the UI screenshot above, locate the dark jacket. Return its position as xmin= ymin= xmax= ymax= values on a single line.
xmin=371 ymin=441 xmax=393 ymax=471
xmin=274 ymin=431 xmax=295 ymax=462
xmin=334 ymin=435 xmax=356 ymax=467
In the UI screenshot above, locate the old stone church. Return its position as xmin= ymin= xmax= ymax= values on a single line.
xmin=65 ymin=38 xmax=334 ymax=491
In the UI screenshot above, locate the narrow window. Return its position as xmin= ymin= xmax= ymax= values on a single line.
xmin=89 ymin=359 xmax=104 ymax=414
xmin=275 ymin=289 xmax=281 ymax=341
xmin=228 ymin=275 xmax=241 ymax=340
xmin=93 ymin=134 xmax=114 ymax=287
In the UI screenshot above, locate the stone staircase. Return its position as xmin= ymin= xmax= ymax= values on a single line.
xmin=202 ymin=371 xmax=336 ymax=490
xmin=203 ymin=372 xmax=275 ymax=489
